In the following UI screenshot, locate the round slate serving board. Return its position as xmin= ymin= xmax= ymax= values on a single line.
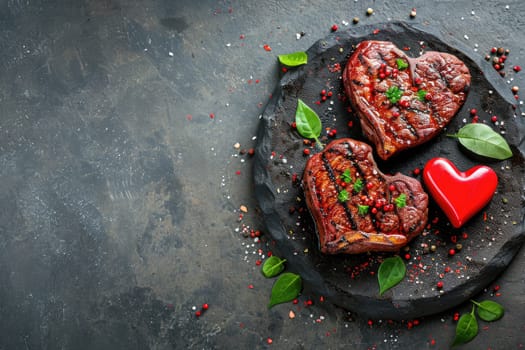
xmin=253 ymin=21 xmax=525 ymax=320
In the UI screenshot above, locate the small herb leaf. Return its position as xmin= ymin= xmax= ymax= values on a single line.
xmin=396 ymin=58 xmax=409 ymax=70
xmin=261 ymin=256 xmax=287 ymax=278
xmin=471 ymin=300 xmax=504 ymax=322
xmin=295 ymin=99 xmax=322 ymax=145
xmin=278 ymin=51 xmax=308 ymax=67
xmin=353 ymin=178 xmax=364 ymax=192
xmin=394 ymin=193 xmax=407 ymax=208
xmin=449 ymin=123 xmax=512 ymax=160
xmin=452 ymin=307 xmax=478 ymax=346
xmin=268 ymin=272 xmax=302 ymax=308
xmin=338 ymin=189 xmax=349 ymax=202
xmin=417 ymin=89 xmax=428 ymax=101
xmin=358 ymin=204 xmax=369 ymax=215
xmin=341 ymin=169 xmax=352 ymax=183
xmin=378 ymin=256 xmax=406 ymax=295
xmin=385 ymin=86 xmax=403 ymax=104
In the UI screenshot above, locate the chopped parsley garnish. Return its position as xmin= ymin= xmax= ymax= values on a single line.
xmin=396 ymin=58 xmax=409 ymax=70
xmin=338 ymin=189 xmax=350 ymax=202
xmin=394 ymin=193 xmax=407 ymax=208
xmin=385 ymin=86 xmax=403 ymax=104
xmin=358 ymin=204 xmax=370 ymax=216
xmin=340 ymin=169 xmax=352 ymax=183
xmin=353 ymin=178 xmax=364 ymax=192
xmin=417 ymin=89 xmax=428 ymax=101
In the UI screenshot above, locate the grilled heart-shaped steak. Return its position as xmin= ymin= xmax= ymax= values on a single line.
xmin=343 ymin=40 xmax=471 ymax=160
xmin=303 ymin=138 xmax=428 ymax=254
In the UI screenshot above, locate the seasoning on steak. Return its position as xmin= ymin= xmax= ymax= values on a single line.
xmin=303 ymin=138 xmax=428 ymax=254
xmin=343 ymin=40 xmax=471 ymax=160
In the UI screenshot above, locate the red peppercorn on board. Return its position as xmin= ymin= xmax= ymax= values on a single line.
xmin=253 ymin=21 xmax=524 ymax=320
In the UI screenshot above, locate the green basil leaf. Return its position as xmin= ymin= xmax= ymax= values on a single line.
xmin=268 ymin=272 xmax=302 ymax=308
xmin=261 ymin=256 xmax=286 ymax=278
xmin=278 ymin=51 xmax=308 ymax=66
xmin=471 ymin=300 xmax=504 ymax=322
xmin=452 ymin=307 xmax=478 ymax=346
xmin=450 ymin=123 xmax=512 ymax=160
xmin=378 ymin=256 xmax=406 ymax=295
xmin=295 ymin=99 xmax=322 ymax=144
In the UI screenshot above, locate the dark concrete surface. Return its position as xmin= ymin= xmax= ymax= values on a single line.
xmin=0 ymin=1 xmax=523 ymax=349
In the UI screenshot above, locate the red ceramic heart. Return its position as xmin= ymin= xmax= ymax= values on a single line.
xmin=423 ymin=158 xmax=498 ymax=228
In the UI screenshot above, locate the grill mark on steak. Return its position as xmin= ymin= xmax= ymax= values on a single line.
xmin=320 ymin=152 xmax=358 ymax=230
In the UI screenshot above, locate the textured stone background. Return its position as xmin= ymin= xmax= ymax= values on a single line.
xmin=0 ymin=1 xmax=523 ymax=349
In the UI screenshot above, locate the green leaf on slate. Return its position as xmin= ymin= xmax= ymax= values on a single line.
xmin=449 ymin=123 xmax=512 ymax=160
xmin=278 ymin=51 xmax=308 ymax=66
xmin=471 ymin=300 xmax=505 ymax=322
xmin=295 ymin=99 xmax=322 ymax=146
xmin=452 ymin=306 xmax=478 ymax=346
xmin=261 ymin=256 xmax=286 ymax=278
xmin=378 ymin=256 xmax=406 ymax=295
xmin=268 ymin=272 xmax=302 ymax=308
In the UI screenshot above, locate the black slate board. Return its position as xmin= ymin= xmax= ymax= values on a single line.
xmin=253 ymin=22 xmax=525 ymax=320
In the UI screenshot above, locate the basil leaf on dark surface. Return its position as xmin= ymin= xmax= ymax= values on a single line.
xmin=378 ymin=256 xmax=406 ymax=295
xmin=261 ymin=256 xmax=286 ymax=278
xmin=452 ymin=307 xmax=478 ymax=346
xmin=471 ymin=300 xmax=505 ymax=322
xmin=295 ymin=99 xmax=322 ymax=146
xmin=449 ymin=123 xmax=512 ymax=160
xmin=278 ymin=51 xmax=308 ymax=66
xmin=268 ymin=272 xmax=302 ymax=308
